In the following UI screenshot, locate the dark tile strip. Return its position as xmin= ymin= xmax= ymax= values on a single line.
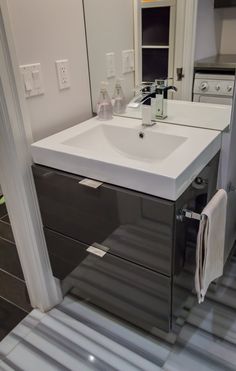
xmin=0 ymin=211 xmax=31 ymax=322
xmin=1 ymin=215 xmax=10 ymax=223
xmin=0 ymin=238 xmax=23 ymax=280
xmin=0 ymin=270 xmax=31 ymax=312
xmin=1 ymin=358 xmax=25 ymax=371
xmin=0 ymin=297 xmax=27 ymax=342
xmin=0 ymin=220 xmax=15 ymax=244
xmin=0 ymin=204 xmax=7 ymax=219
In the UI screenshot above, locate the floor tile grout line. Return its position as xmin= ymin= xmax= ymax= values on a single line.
xmin=0 ymin=214 xmax=8 ymax=221
xmin=0 ymin=267 xmax=25 ymax=283
xmin=0 ymin=312 xmax=48 ymax=363
xmin=0 ymin=235 xmax=15 ymax=246
xmin=47 ymin=309 xmax=161 ymax=369
xmin=0 ymin=219 xmax=11 ymax=227
xmin=0 ymin=295 xmax=30 ymax=314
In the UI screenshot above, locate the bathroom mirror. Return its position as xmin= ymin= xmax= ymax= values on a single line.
xmin=83 ymin=0 xmax=233 ymax=130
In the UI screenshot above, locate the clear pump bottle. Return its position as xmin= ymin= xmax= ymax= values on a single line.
xmin=113 ymin=79 xmax=126 ymax=115
xmin=97 ymin=81 xmax=113 ymax=121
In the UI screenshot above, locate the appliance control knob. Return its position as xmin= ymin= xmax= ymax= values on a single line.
xmin=200 ymin=82 xmax=208 ymax=92
xmin=227 ymin=85 xmax=233 ymax=93
xmin=215 ymin=84 xmax=221 ymax=92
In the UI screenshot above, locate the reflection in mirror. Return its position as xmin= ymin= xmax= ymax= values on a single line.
xmin=84 ymin=0 xmax=233 ymax=131
xmin=83 ymin=0 xmax=135 ymax=113
xmin=140 ymin=1 xmax=175 ymax=85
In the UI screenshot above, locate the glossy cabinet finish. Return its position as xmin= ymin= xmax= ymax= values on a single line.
xmin=33 ymin=165 xmax=174 ymax=276
xmin=32 ymin=154 xmax=219 ymax=334
xmin=68 ymin=252 xmax=172 ymax=333
xmin=44 ymin=228 xmax=88 ymax=281
xmin=44 ymin=227 xmax=172 ymax=332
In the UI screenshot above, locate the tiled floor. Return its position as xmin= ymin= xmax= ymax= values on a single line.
xmin=0 ymin=202 xmax=31 ymax=342
xmin=0 ymin=298 xmax=27 ymax=343
xmin=0 ymin=254 xmax=235 ymax=370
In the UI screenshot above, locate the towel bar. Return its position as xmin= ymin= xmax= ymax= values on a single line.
xmin=176 ymin=209 xmax=203 ymax=222
xmin=178 ymin=187 xmax=231 ymax=223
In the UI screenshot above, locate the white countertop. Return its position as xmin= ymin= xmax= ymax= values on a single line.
xmin=32 ymin=116 xmax=221 ymax=201
xmin=120 ymin=100 xmax=231 ymax=132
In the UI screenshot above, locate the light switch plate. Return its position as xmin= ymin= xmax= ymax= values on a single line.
xmin=20 ymin=63 xmax=44 ymax=98
xmin=129 ymin=49 xmax=135 ymax=72
xmin=56 ymin=59 xmax=71 ymax=90
xmin=106 ymin=52 xmax=116 ymax=78
xmin=122 ymin=50 xmax=135 ymax=74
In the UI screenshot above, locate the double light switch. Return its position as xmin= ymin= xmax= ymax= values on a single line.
xmin=106 ymin=50 xmax=135 ymax=78
xmin=106 ymin=52 xmax=116 ymax=79
xmin=122 ymin=50 xmax=135 ymax=74
xmin=20 ymin=63 xmax=44 ymax=98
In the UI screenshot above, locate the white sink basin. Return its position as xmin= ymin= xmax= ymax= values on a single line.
xmin=63 ymin=124 xmax=187 ymax=163
xmin=31 ymin=116 xmax=221 ymax=200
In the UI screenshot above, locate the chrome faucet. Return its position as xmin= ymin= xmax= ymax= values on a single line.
xmin=141 ymin=79 xmax=177 ymax=127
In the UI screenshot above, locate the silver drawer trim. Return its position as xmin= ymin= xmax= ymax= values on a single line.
xmin=79 ymin=179 xmax=103 ymax=189
xmin=86 ymin=243 xmax=109 ymax=258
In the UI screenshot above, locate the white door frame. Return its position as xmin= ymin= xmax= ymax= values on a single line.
xmin=181 ymin=0 xmax=198 ymax=100
xmin=134 ymin=0 xmax=198 ymax=101
xmin=0 ymin=0 xmax=62 ymax=311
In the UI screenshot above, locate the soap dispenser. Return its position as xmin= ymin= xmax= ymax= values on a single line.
xmin=113 ymin=79 xmax=126 ymax=115
xmin=97 ymin=81 xmax=113 ymax=121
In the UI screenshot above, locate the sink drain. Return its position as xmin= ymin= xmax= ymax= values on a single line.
xmin=139 ymin=132 xmax=145 ymax=139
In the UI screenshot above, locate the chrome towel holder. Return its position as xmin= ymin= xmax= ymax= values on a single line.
xmin=176 ymin=209 xmax=204 ymax=222
xmin=177 ymin=185 xmax=235 ymax=222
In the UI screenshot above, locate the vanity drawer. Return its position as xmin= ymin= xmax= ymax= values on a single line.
xmin=66 ymin=251 xmax=172 ymax=333
xmin=33 ymin=165 xmax=175 ymax=276
xmin=44 ymin=228 xmax=88 ymax=280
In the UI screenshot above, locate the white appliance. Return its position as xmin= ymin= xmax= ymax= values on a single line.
xmin=193 ymin=73 xmax=235 ymax=105
xmin=194 ymin=72 xmax=236 ymax=261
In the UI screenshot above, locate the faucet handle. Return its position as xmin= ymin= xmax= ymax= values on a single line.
xmin=164 ymin=85 xmax=178 ymax=93
xmin=154 ymin=80 xmax=178 ymax=93
xmin=155 ymin=78 xmax=175 ymax=88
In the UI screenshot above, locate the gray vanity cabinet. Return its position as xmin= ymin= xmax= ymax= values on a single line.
xmin=44 ymin=227 xmax=172 ymax=332
xmin=32 ymin=155 xmax=219 ymax=334
xmin=67 ymin=252 xmax=172 ymax=333
xmin=32 ymin=164 xmax=175 ymax=277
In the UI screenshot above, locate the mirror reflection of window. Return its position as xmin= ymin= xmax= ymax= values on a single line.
xmin=141 ymin=1 xmax=175 ymax=85
xmin=142 ymin=7 xmax=170 ymax=46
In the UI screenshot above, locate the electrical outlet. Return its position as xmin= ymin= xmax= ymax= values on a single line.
xmin=56 ymin=59 xmax=71 ymax=90
xmin=20 ymin=63 xmax=44 ymax=98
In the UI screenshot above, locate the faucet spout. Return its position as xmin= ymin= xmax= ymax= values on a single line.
xmin=141 ymin=79 xmax=177 ymax=126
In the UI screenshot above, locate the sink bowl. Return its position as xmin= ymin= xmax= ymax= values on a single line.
xmin=31 ymin=116 xmax=221 ymax=200
xmin=63 ymin=124 xmax=187 ymax=163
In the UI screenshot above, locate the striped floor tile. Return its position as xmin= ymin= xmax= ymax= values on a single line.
xmin=0 ymin=257 xmax=236 ymax=370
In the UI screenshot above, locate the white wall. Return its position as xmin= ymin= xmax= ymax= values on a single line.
xmin=84 ymin=0 xmax=135 ymax=112
xmin=7 ymin=0 xmax=92 ymax=141
xmin=218 ymin=8 xmax=236 ymax=54
xmin=195 ymin=0 xmax=221 ymax=61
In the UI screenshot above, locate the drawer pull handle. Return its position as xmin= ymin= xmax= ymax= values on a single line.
xmin=36 ymin=171 xmax=54 ymax=178
xmin=87 ymin=243 xmax=109 ymax=258
xmin=79 ymin=179 xmax=103 ymax=189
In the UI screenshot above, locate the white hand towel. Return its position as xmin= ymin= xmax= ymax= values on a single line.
xmin=195 ymin=189 xmax=227 ymax=303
